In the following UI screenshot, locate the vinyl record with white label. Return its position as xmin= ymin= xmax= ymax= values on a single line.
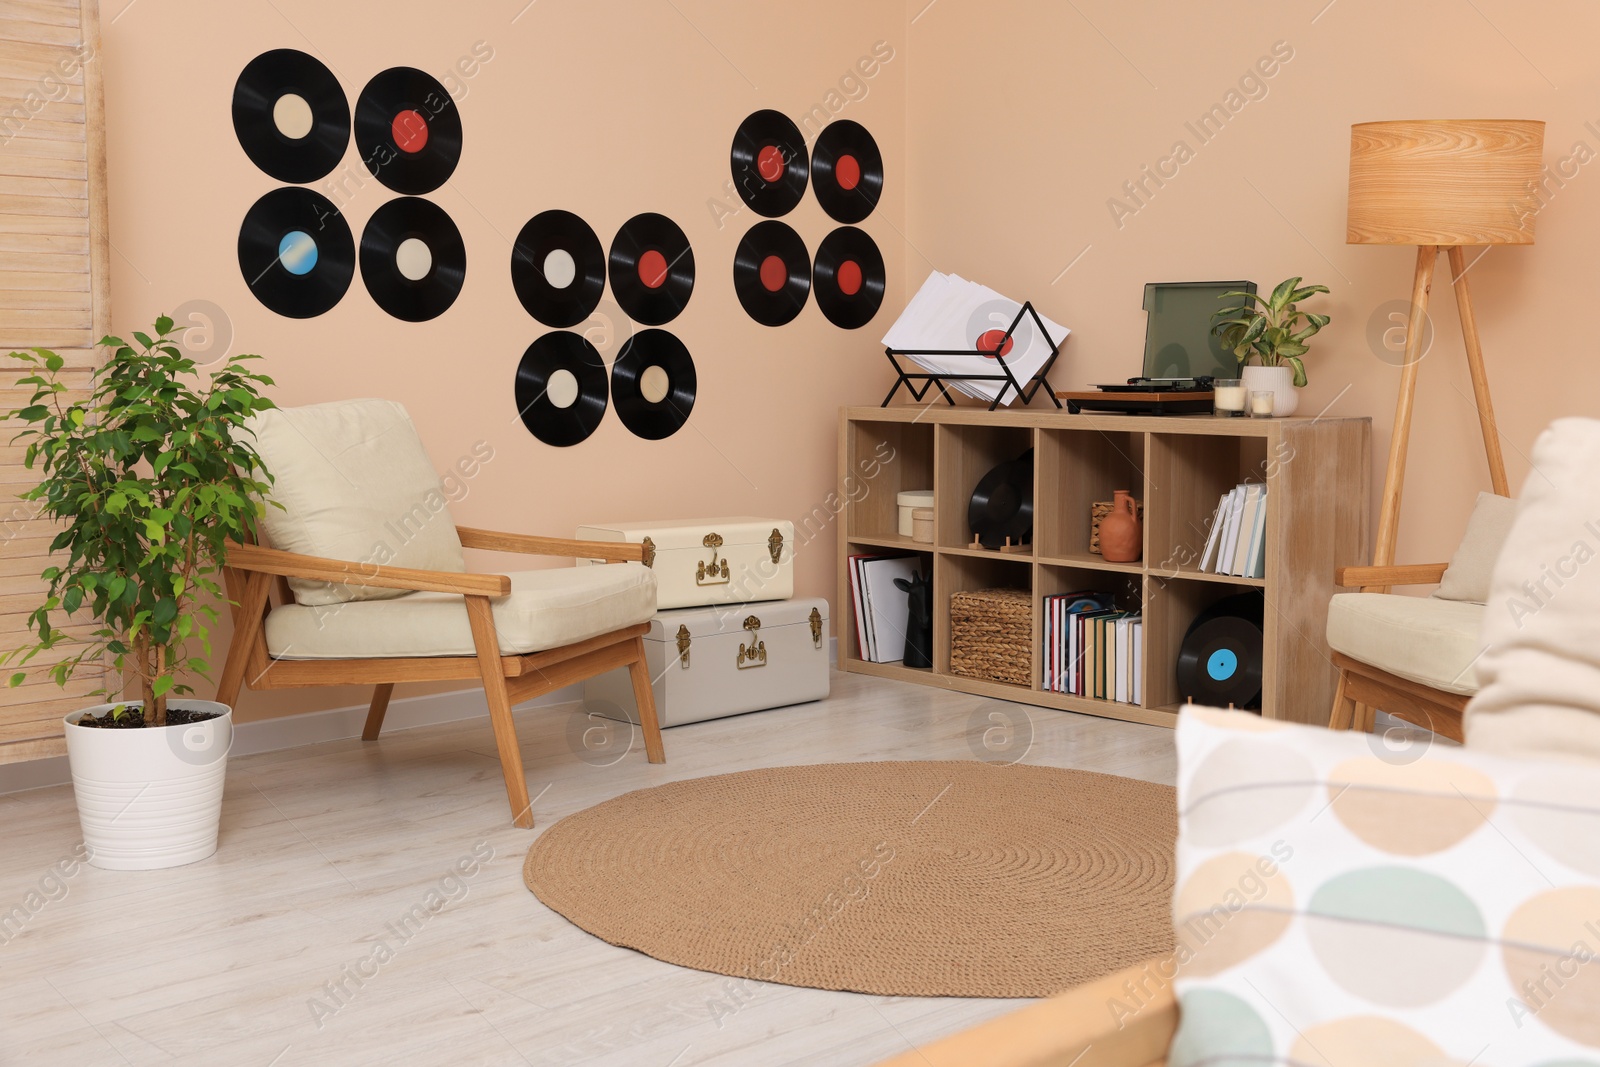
xmin=354 ymin=67 xmax=462 ymax=194
xmin=612 ymin=328 xmax=695 ymax=440
xmin=358 ymin=196 xmax=466 ymax=321
xmin=511 ymin=210 xmax=606 ymax=328
xmin=232 ymin=49 xmax=350 ymax=184
xmin=514 ymin=332 xmax=609 ymax=447
xmin=237 ymin=186 xmax=354 ymax=319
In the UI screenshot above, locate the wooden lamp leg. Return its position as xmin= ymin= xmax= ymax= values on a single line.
xmin=361 ymin=683 xmax=394 ymax=741
xmin=1447 ymin=246 xmax=1510 ymax=496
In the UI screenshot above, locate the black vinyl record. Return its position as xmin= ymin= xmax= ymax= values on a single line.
xmin=968 ymin=449 xmax=1034 ymax=548
xmin=237 ymin=186 xmax=354 ymax=319
xmin=609 ymin=213 xmax=694 ymax=326
xmin=232 ymin=49 xmax=350 ymax=184
xmin=613 ymin=328 xmax=696 ymax=441
xmin=514 ymin=332 xmax=608 ymax=447
xmin=730 ymin=109 xmax=809 ymax=218
xmin=511 ymin=210 xmax=606 ymax=328
xmin=811 ymin=120 xmax=883 ymax=224
xmin=354 ymin=67 xmax=462 ymax=194
xmin=813 ymin=226 xmax=886 ymax=330
xmin=733 ymin=221 xmax=810 ymax=327
xmin=358 ymin=197 xmax=466 ymax=322
xmin=1175 ymin=594 xmax=1265 ymax=709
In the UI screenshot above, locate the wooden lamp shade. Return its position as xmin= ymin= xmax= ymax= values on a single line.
xmin=1347 ymin=119 xmax=1545 ymax=245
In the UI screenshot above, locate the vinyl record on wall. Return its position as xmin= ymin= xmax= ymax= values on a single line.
xmin=1175 ymin=593 xmax=1265 ymax=709
xmin=511 ymin=210 xmax=606 ymax=328
xmin=358 ymin=196 xmax=466 ymax=321
xmin=237 ymin=186 xmax=354 ymax=319
xmin=733 ymin=221 xmax=810 ymax=327
xmin=730 ymin=109 xmax=809 ymax=218
xmin=811 ymin=120 xmax=883 ymax=224
xmin=612 ymin=328 xmax=696 ymax=440
xmin=354 ymin=67 xmax=462 ymax=194
xmin=514 ymin=332 xmax=609 ymax=447
xmin=812 ymin=225 xmax=885 ymax=329
xmin=232 ymin=49 xmax=350 ymax=184
xmin=609 ymin=213 xmax=694 ymax=325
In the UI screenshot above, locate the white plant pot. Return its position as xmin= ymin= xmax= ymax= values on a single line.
xmin=1240 ymin=365 xmax=1299 ymax=417
xmin=63 ymin=700 xmax=232 ymax=871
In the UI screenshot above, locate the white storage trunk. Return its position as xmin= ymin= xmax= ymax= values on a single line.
xmin=584 ymin=598 xmax=829 ymax=727
xmin=576 ymin=517 xmax=795 ymax=610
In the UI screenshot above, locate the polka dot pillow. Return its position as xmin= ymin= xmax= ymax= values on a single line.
xmin=1169 ymin=704 xmax=1600 ymax=1065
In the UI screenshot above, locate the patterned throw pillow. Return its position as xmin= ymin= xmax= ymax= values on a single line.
xmin=1168 ymin=705 xmax=1600 ymax=1066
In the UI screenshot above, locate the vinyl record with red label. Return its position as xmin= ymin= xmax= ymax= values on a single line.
xmin=811 ymin=120 xmax=883 ymax=224
xmin=232 ymin=49 xmax=350 ymax=184
xmin=733 ymin=221 xmax=810 ymax=327
xmin=511 ymin=210 xmax=606 ymax=328
xmin=514 ymin=332 xmax=609 ymax=447
xmin=609 ymin=213 xmax=694 ymax=326
xmin=612 ymin=328 xmax=696 ymax=441
xmin=354 ymin=67 xmax=462 ymax=194
xmin=813 ymin=226 xmax=885 ymax=330
xmin=359 ymin=196 xmax=466 ymax=321
xmin=238 ymin=186 xmax=354 ymax=319
xmin=730 ymin=109 xmax=809 ymax=218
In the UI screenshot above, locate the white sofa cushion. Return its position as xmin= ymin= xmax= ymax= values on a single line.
xmin=264 ymin=565 xmax=656 ymax=659
xmin=1468 ymin=417 xmax=1600 ymax=763
xmin=1325 ymin=591 xmax=1484 ymax=695
xmin=247 ymin=399 xmax=466 ymax=606
xmin=1433 ymin=490 xmax=1517 ymax=604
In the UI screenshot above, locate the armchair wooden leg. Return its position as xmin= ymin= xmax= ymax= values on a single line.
xmin=216 ymin=571 xmax=271 ymax=710
xmin=628 ymin=636 xmax=666 ymax=764
xmin=1355 ymin=700 xmax=1377 ymax=734
xmin=465 ymin=596 xmax=534 ymax=829
xmin=1328 ymin=670 xmax=1356 ymax=731
xmin=362 ymin=683 xmax=394 ymax=741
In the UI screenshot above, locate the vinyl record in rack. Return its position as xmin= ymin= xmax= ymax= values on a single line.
xmin=514 ymin=332 xmax=609 ymax=447
xmin=511 ymin=210 xmax=606 ymax=328
xmin=237 ymin=186 xmax=354 ymax=319
xmin=609 ymin=213 xmax=694 ymax=325
xmin=359 ymin=197 xmax=466 ymax=321
xmin=730 ymin=109 xmax=809 ymax=218
xmin=811 ymin=120 xmax=883 ymax=224
xmin=232 ymin=49 xmax=350 ymax=184
xmin=812 ymin=225 xmax=885 ymax=329
xmin=354 ymin=67 xmax=462 ymax=194
xmin=733 ymin=221 xmax=809 ymax=327
xmin=967 ymin=448 xmax=1034 ymax=548
xmin=612 ymin=328 xmax=696 ymax=441
xmin=1175 ymin=593 xmax=1265 ymax=709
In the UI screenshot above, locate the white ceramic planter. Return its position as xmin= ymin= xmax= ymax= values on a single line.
xmin=1241 ymin=365 xmax=1299 ymax=417
xmin=63 ymin=700 xmax=232 ymax=871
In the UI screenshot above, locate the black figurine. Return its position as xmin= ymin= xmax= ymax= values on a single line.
xmin=895 ymin=570 xmax=933 ymax=669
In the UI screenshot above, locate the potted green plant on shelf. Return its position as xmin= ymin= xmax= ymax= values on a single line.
xmin=1211 ymin=277 xmax=1331 ymax=417
xmin=2 ymin=318 xmax=275 ymax=870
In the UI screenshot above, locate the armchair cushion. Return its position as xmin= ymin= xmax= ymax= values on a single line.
xmin=263 ymin=565 xmax=656 ymax=659
xmin=1325 ymin=592 xmax=1484 ymax=696
xmin=1433 ymin=490 xmax=1517 ymax=604
xmin=247 ymin=399 xmax=467 ymax=606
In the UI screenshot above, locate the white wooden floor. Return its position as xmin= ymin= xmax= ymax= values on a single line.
xmin=0 ymin=671 xmax=1176 ymax=1067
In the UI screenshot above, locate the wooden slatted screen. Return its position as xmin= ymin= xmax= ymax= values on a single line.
xmin=0 ymin=0 xmax=108 ymax=762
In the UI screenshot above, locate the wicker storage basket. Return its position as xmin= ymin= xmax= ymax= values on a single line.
xmin=1089 ymin=499 xmax=1145 ymax=554
xmin=949 ymin=587 xmax=1033 ymax=685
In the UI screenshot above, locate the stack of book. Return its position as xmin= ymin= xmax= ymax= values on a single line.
xmin=1198 ymin=483 xmax=1268 ymax=578
xmin=1042 ymin=592 xmax=1142 ymax=705
xmin=848 ymin=553 xmax=922 ymax=663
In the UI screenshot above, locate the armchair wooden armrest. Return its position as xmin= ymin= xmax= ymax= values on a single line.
xmin=225 ymin=542 xmax=512 ymax=596
xmin=1335 ymin=562 xmax=1448 ymax=589
xmin=456 ymin=526 xmax=646 ymax=563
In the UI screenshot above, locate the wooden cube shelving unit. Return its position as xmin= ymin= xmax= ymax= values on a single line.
xmin=837 ymin=406 xmax=1371 ymax=727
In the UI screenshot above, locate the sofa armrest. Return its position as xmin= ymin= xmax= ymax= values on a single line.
xmin=226 ymin=542 xmax=511 ymax=596
xmin=1335 ymin=563 xmax=1448 ymax=589
xmin=456 ymin=526 xmax=646 ymax=563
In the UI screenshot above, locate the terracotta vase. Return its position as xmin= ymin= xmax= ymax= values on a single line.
xmin=1098 ymin=490 xmax=1143 ymax=563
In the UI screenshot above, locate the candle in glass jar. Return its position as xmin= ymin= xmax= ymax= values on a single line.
xmin=1213 ymin=379 xmax=1246 ymax=415
xmin=1250 ymin=390 xmax=1275 ymax=417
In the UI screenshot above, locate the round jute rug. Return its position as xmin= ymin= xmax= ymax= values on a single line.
xmin=523 ymin=761 xmax=1177 ymax=998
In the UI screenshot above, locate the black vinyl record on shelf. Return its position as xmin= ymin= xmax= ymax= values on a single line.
xmin=358 ymin=196 xmax=466 ymax=322
xmin=730 ymin=109 xmax=809 ymax=218
xmin=609 ymin=213 xmax=694 ymax=325
xmin=514 ymin=332 xmax=609 ymax=447
xmin=733 ymin=220 xmax=810 ymax=327
xmin=613 ymin=328 xmax=696 ymax=441
xmin=968 ymin=448 xmax=1034 ymax=548
xmin=354 ymin=67 xmax=462 ymax=194
xmin=1175 ymin=593 xmax=1265 ymax=709
xmin=237 ymin=186 xmax=354 ymax=319
xmin=812 ymin=225 xmax=885 ymax=329
xmin=511 ymin=210 xmax=606 ymax=328
xmin=232 ymin=49 xmax=350 ymax=184
xmin=811 ymin=120 xmax=883 ymax=224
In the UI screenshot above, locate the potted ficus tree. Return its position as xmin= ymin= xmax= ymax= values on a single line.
xmin=1211 ymin=277 xmax=1331 ymax=417
xmin=2 ymin=318 xmax=275 ymax=870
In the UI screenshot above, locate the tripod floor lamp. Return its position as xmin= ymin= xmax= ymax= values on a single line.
xmin=1346 ymin=119 xmax=1545 ymax=581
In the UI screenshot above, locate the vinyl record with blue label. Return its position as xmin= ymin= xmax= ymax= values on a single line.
xmin=1175 ymin=593 xmax=1264 ymax=709
xmin=232 ymin=49 xmax=350 ymax=184
xmin=238 ymin=186 xmax=354 ymax=318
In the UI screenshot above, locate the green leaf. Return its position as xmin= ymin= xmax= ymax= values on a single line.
xmin=1268 ymin=277 xmax=1299 ymax=314
xmin=8 ymin=672 xmax=23 ymax=687
xmin=1285 ymin=356 xmax=1308 ymax=387
xmin=152 ymin=675 xmax=174 ymax=696
xmin=154 ymin=314 xmax=174 ymax=335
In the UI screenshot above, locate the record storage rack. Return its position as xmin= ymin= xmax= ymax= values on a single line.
xmin=836 ymin=406 xmax=1371 ymax=727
